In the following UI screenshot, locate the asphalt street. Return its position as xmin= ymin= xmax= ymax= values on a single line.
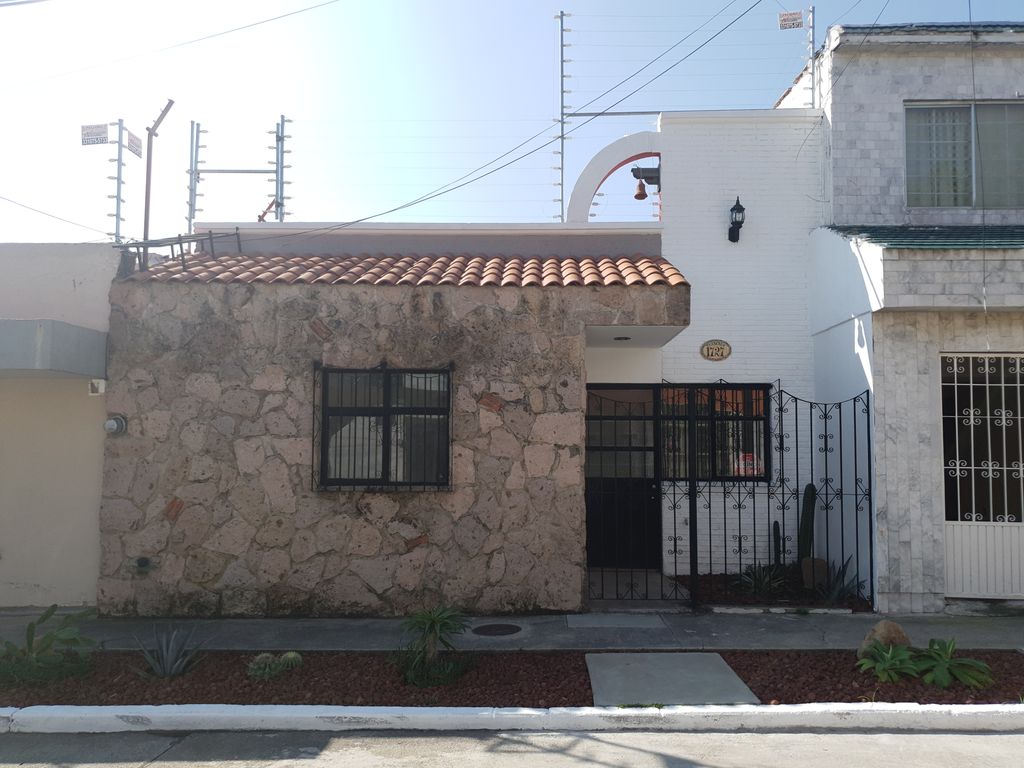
xmin=1 ymin=731 xmax=1022 ymax=768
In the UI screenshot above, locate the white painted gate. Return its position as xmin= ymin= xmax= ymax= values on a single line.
xmin=941 ymin=355 xmax=1024 ymax=599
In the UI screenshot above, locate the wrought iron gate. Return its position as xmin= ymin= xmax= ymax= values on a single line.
xmin=585 ymin=384 xmax=873 ymax=608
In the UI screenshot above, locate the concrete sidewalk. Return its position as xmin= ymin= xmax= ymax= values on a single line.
xmin=0 ymin=608 xmax=1021 ymax=652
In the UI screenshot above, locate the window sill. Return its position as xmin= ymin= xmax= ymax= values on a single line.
xmin=316 ymin=484 xmax=453 ymax=493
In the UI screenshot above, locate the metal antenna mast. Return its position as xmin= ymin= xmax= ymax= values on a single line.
xmin=556 ymin=11 xmax=569 ymax=222
xmin=185 ymin=115 xmax=292 ymax=233
xmin=808 ymin=5 xmax=816 ymax=108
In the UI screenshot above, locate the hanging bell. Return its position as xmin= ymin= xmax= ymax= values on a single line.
xmin=634 ymin=179 xmax=648 ymax=201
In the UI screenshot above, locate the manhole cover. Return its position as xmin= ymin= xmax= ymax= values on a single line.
xmin=471 ymin=623 xmax=522 ymax=637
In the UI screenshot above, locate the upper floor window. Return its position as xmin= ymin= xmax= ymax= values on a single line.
xmin=906 ymin=103 xmax=1024 ymax=209
xmin=317 ymin=366 xmax=451 ymax=489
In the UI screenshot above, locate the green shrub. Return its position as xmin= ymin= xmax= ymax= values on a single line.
xmin=397 ymin=607 xmax=469 ymax=687
xmin=855 ymin=640 xmax=919 ymax=683
xmin=913 ymin=639 xmax=993 ymax=690
xmin=856 ymin=638 xmax=995 ymax=690
xmin=132 ymin=624 xmax=205 ymax=678
xmin=0 ymin=605 xmax=95 ymax=683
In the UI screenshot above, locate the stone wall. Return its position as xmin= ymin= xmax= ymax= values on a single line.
xmin=827 ymin=46 xmax=1024 ymax=226
xmin=872 ymin=310 xmax=1024 ymax=613
xmin=882 ymin=248 xmax=1024 ymax=310
xmin=98 ymin=279 xmax=688 ymax=616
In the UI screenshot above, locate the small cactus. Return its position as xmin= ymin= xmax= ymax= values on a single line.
xmin=278 ymin=651 xmax=303 ymax=670
xmin=246 ymin=653 xmax=280 ymax=681
xmin=246 ymin=651 xmax=302 ymax=681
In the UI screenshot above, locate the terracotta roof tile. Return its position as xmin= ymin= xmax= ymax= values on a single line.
xmin=126 ymin=252 xmax=688 ymax=288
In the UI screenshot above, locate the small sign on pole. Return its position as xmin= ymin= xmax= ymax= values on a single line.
xmin=126 ymin=130 xmax=143 ymax=159
xmin=81 ymin=124 xmax=108 ymax=145
xmin=778 ymin=11 xmax=804 ymax=30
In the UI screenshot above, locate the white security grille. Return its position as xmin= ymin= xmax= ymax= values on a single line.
xmin=941 ymin=355 xmax=1023 ymax=524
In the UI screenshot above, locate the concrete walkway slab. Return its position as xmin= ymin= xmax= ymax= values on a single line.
xmin=567 ymin=614 xmax=666 ymax=629
xmin=585 ymin=652 xmax=758 ymax=706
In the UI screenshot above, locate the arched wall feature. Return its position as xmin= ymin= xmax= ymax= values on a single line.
xmin=566 ymin=132 xmax=663 ymax=223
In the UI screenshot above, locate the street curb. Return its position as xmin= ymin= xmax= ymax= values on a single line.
xmin=3 ymin=703 xmax=1023 ymax=734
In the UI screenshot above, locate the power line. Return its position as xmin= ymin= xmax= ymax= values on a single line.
xmin=239 ymin=0 xmax=764 ymax=247
xmin=0 ymin=193 xmax=110 ymax=236
xmin=28 ymin=0 xmax=341 ymax=83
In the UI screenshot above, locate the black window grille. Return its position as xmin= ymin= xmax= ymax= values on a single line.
xmin=584 ymin=383 xmax=771 ymax=483
xmin=661 ymin=384 xmax=771 ymax=482
xmin=316 ymin=365 xmax=451 ymax=489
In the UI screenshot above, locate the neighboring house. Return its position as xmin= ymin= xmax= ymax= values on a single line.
xmin=787 ymin=22 xmax=1024 ymax=612
xmin=0 ymin=244 xmax=121 ymax=606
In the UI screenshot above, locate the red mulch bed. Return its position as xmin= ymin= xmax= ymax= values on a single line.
xmin=720 ymin=650 xmax=1024 ymax=705
xmin=1 ymin=650 xmax=1021 ymax=707
xmin=676 ymin=573 xmax=874 ymax=612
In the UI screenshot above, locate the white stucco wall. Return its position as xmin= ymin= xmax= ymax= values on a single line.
xmin=0 ymin=243 xmax=118 ymax=606
xmin=585 ymin=347 xmax=663 ymax=384
xmin=0 ymin=244 xmax=120 ymax=331
xmin=809 ymin=228 xmax=883 ymax=402
xmin=0 ymin=377 xmax=105 ymax=606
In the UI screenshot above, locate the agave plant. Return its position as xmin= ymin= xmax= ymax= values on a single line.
xmin=132 ymin=624 xmax=205 ymax=678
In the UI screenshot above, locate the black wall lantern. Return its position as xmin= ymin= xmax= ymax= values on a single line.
xmin=728 ymin=196 xmax=745 ymax=242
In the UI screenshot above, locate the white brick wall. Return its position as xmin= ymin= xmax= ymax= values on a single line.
xmin=656 ymin=111 xmax=824 ymax=399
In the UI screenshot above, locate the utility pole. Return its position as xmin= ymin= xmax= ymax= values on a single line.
xmin=142 ymin=99 xmax=174 ymax=270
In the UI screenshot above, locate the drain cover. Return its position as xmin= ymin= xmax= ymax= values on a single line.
xmin=471 ymin=623 xmax=522 ymax=637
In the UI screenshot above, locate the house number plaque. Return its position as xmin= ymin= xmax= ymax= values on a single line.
xmin=700 ymin=339 xmax=732 ymax=361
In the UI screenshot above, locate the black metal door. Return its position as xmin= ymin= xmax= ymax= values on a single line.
xmin=585 ymin=386 xmax=673 ymax=599
xmin=585 ymin=477 xmax=661 ymax=569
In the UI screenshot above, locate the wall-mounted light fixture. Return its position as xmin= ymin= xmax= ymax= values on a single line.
xmin=103 ymin=414 xmax=128 ymax=436
xmin=728 ymin=197 xmax=745 ymax=242
xmin=631 ymin=166 xmax=661 ymax=201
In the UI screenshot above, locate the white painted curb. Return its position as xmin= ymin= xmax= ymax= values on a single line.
xmin=4 ymin=703 xmax=1023 ymax=733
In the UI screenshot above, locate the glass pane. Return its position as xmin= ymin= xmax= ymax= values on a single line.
xmin=587 ymin=388 xmax=654 ymax=418
xmin=662 ymin=420 xmax=687 ymax=479
xmin=715 ymin=420 xmax=765 ymax=477
xmin=906 ymin=106 xmax=972 ymax=207
xmin=327 ymin=371 xmax=384 ymax=408
xmin=390 ymin=414 xmax=448 ymax=484
xmin=327 ymin=415 xmax=383 ymax=481
xmin=583 ymin=450 xmax=653 ymax=478
xmin=391 ymin=372 xmax=448 ymax=408
xmin=662 ymin=387 xmax=688 ymax=417
xmin=586 ymin=418 xmax=653 ymax=448
xmin=977 ymin=104 xmax=1024 ymax=208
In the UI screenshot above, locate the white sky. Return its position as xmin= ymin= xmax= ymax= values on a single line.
xmin=1 ymin=0 xmax=1020 ymax=246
